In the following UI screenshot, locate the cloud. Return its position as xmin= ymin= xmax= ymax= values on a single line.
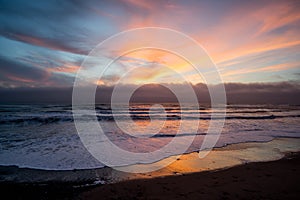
xmin=3 ymin=32 xmax=89 ymax=55
xmin=0 ymin=81 xmax=299 ymax=105
xmin=204 ymin=1 xmax=296 ymax=63
xmin=0 ymin=56 xmax=77 ymax=88
xmin=224 ymin=81 xmax=300 ymax=104
xmin=220 ymin=61 xmax=300 ymax=78
xmin=0 ymin=0 xmax=117 ymax=55
xmin=47 ymin=65 xmax=80 ymax=74
xmin=0 ymin=56 xmax=50 ymax=86
xmin=0 ymin=0 xmax=299 ymax=87
xmin=254 ymin=1 xmax=300 ymax=36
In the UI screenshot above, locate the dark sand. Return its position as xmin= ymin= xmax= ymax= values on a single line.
xmin=80 ymin=152 xmax=300 ymax=200
xmin=1 ymin=152 xmax=299 ymax=200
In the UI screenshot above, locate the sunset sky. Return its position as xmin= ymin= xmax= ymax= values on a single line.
xmin=0 ymin=0 xmax=299 ymax=88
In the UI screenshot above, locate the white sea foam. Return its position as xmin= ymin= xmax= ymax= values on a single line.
xmin=0 ymin=104 xmax=299 ymax=170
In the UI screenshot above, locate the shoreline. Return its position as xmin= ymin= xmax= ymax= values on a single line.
xmin=0 ymin=151 xmax=299 ymax=199
xmin=81 ymin=151 xmax=300 ymax=200
xmin=0 ymin=137 xmax=299 ymax=185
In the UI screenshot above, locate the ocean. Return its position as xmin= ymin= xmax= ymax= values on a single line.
xmin=0 ymin=104 xmax=299 ymax=170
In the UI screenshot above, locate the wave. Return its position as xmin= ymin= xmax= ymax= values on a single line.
xmin=0 ymin=116 xmax=74 ymax=124
xmin=1 ymin=113 xmax=299 ymax=125
xmin=225 ymin=114 xmax=300 ymax=120
xmin=150 ymin=132 xmax=206 ymax=138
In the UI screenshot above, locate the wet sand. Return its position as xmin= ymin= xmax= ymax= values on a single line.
xmin=0 ymin=152 xmax=299 ymax=199
xmin=81 ymin=152 xmax=300 ymax=200
xmin=0 ymin=138 xmax=299 ymax=199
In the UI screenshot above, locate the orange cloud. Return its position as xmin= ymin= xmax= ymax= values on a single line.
xmin=8 ymin=33 xmax=84 ymax=54
xmin=221 ymin=62 xmax=300 ymax=78
xmin=47 ymin=65 xmax=80 ymax=74
xmin=120 ymin=1 xmax=299 ymax=70
xmin=119 ymin=49 xmax=198 ymax=83
xmin=121 ymin=0 xmax=154 ymax=10
xmin=254 ymin=2 xmax=300 ymax=35
xmin=7 ymin=75 xmax=35 ymax=83
xmin=190 ymin=1 xmax=300 ymax=66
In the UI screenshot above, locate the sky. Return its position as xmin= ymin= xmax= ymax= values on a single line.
xmin=0 ymin=0 xmax=300 ymax=89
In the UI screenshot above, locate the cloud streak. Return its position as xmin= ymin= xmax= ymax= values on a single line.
xmin=0 ymin=0 xmax=299 ymax=88
xmin=0 ymin=56 xmax=50 ymax=87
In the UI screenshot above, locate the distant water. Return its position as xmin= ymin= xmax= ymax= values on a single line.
xmin=0 ymin=104 xmax=299 ymax=170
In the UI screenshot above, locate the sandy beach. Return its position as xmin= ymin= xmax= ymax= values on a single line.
xmin=0 ymin=152 xmax=299 ymax=200
xmin=81 ymin=152 xmax=300 ymax=200
xmin=0 ymin=138 xmax=299 ymax=199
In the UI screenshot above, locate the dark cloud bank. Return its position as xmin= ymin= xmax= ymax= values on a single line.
xmin=0 ymin=82 xmax=299 ymax=105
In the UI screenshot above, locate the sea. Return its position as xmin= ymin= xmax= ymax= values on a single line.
xmin=0 ymin=104 xmax=299 ymax=170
